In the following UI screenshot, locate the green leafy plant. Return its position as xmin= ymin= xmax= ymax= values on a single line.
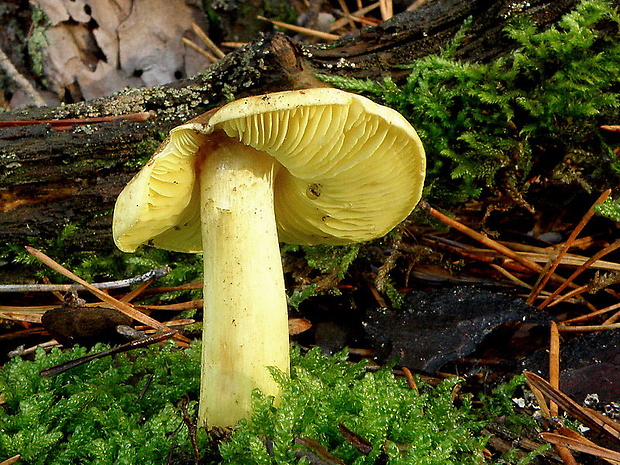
xmin=321 ymin=0 xmax=620 ymax=204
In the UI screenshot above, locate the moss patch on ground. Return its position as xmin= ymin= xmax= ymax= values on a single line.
xmin=0 ymin=344 xmax=545 ymax=464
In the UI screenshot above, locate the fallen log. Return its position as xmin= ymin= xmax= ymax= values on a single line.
xmin=0 ymin=0 xmax=614 ymax=251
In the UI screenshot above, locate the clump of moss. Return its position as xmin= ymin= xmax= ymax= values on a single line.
xmin=0 ymin=342 xmax=205 ymax=464
xmin=222 ymin=348 xmax=546 ymax=465
xmin=0 ymin=344 xmax=545 ymax=464
xmin=322 ymin=0 xmax=620 ymax=205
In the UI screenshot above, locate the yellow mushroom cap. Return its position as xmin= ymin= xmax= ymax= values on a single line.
xmin=113 ymin=88 xmax=426 ymax=252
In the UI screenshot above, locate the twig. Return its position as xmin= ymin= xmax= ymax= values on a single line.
xmin=9 ymin=340 xmax=60 ymax=358
xmin=0 ymin=266 xmax=170 ymax=293
xmin=0 ymin=111 xmax=155 ymax=129
xmin=39 ymin=330 xmax=177 ymax=377
xmin=257 ymin=15 xmax=341 ymax=40
xmin=24 ymin=247 xmax=189 ymax=343
xmin=0 ymin=44 xmax=46 ymax=107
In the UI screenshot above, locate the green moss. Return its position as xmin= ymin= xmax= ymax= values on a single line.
xmin=0 ymin=342 xmax=205 ymax=464
xmin=282 ymin=243 xmax=360 ymax=308
xmin=262 ymin=0 xmax=297 ymax=25
xmin=595 ymin=195 xmax=620 ymax=221
xmin=27 ymin=6 xmax=50 ymax=80
xmin=0 ymin=225 xmax=203 ymax=302
xmin=321 ymin=0 xmax=620 ymax=204
xmin=127 ymin=135 xmax=166 ymax=169
xmin=222 ymin=348 xmax=546 ymax=464
xmin=0 ymin=345 xmax=544 ymax=464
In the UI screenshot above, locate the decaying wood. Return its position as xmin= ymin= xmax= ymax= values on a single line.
xmin=0 ymin=0 xmax=615 ymax=251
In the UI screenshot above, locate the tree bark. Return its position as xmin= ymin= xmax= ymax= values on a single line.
xmin=0 ymin=0 xmax=615 ymax=250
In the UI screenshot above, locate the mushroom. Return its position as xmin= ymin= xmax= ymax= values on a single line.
xmin=112 ymin=88 xmax=426 ymax=427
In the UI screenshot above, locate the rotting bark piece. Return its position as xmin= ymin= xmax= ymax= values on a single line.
xmin=364 ymin=285 xmax=549 ymax=373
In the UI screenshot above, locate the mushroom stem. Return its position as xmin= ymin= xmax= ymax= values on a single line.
xmin=197 ymin=138 xmax=290 ymax=427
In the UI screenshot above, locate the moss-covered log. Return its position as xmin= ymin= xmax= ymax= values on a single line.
xmin=0 ymin=0 xmax=616 ymax=251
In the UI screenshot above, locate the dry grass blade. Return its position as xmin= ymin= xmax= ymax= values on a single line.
xmin=331 ymin=2 xmax=380 ymax=30
xmin=288 ymin=317 xmax=312 ymax=336
xmin=402 ymin=366 xmax=420 ymax=395
xmin=182 ymin=37 xmax=218 ymax=62
xmin=525 ymin=377 xmax=551 ymax=419
xmin=524 ymin=372 xmax=620 ymax=443
xmin=603 ymin=299 xmax=620 ymax=324
xmin=541 ymin=433 xmax=620 ymax=463
xmin=557 ymin=322 xmax=620 ymax=332
xmin=548 ymin=284 xmax=590 ymax=307
xmin=548 ymin=323 xmax=578 ymax=464
xmin=192 ymin=23 xmax=225 ymax=59
xmin=220 ymin=41 xmax=247 ymax=48
xmin=335 ymin=0 xmax=355 ymax=28
xmin=25 ymin=247 xmax=189 ymax=344
xmin=136 ymin=300 xmax=203 ymax=311
xmin=561 ymin=302 xmax=620 ymax=325
xmin=407 ymin=0 xmax=428 ymax=11
xmin=379 ymin=0 xmax=393 ymax=20
xmin=257 ymin=15 xmax=340 ymax=40
xmin=517 ymin=251 xmax=620 ymax=271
